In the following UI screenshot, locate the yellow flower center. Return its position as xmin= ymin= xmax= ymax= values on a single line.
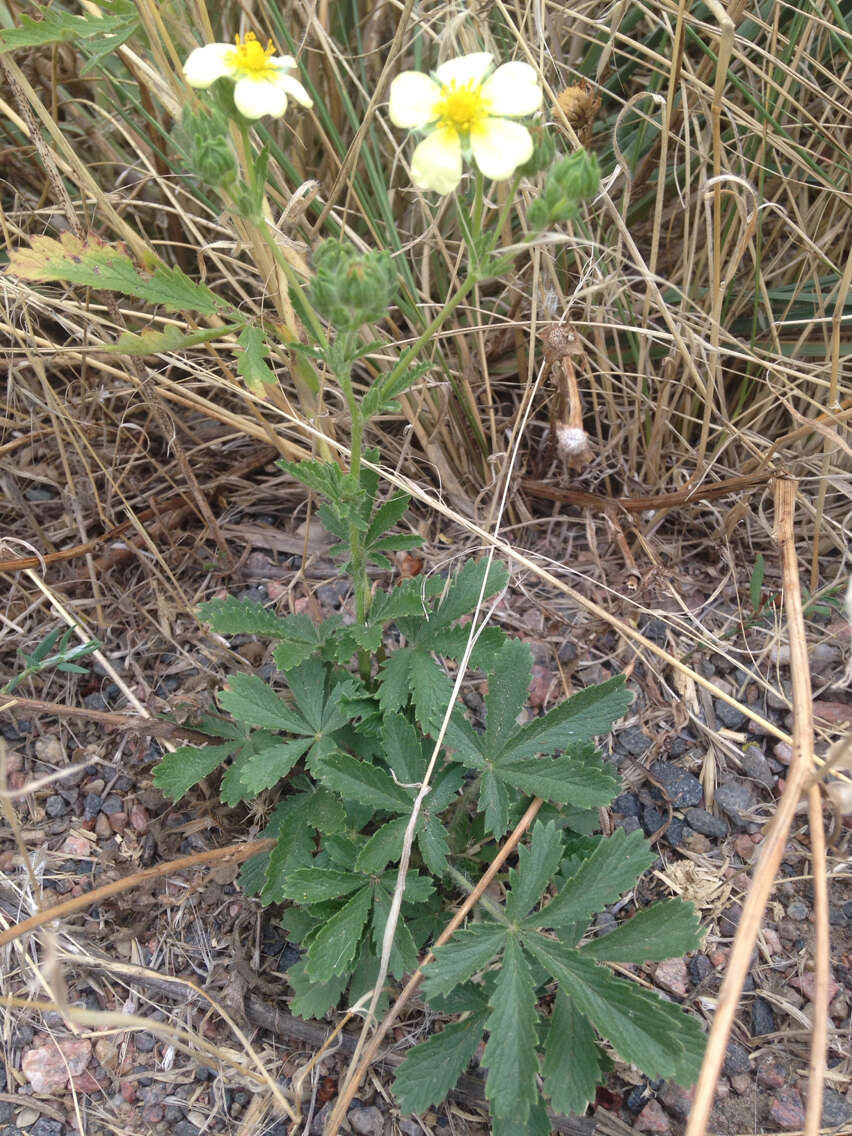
xmin=227 ymin=31 xmax=276 ymax=77
xmin=433 ymin=79 xmax=491 ymax=131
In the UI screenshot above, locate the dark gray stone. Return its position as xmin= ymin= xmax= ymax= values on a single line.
xmin=639 ymin=617 xmax=668 ymax=645
xmin=557 ymin=640 xmax=577 ymax=663
xmin=164 ymin=1105 xmax=186 ymax=1122
xmin=641 ymin=805 xmax=666 ymax=835
xmin=685 ymin=808 xmax=728 ymax=838
xmin=822 ymin=1089 xmax=852 ymax=1126
xmin=134 ymin=1031 xmax=157 ymax=1053
xmin=741 ymin=745 xmax=774 ymax=787
xmin=173 ymin=1123 xmax=200 ymax=1136
xmin=787 ymin=898 xmax=809 ymax=920
xmin=612 ymin=792 xmax=640 ymax=816
xmin=625 ymin=1084 xmax=651 ymax=1113
xmin=829 ymin=904 xmax=849 ymax=926
xmin=668 ymin=736 xmax=694 ymax=757
xmin=32 ymin=1121 xmax=65 ymax=1136
xmin=0 ymin=1103 xmax=14 ymax=1124
xmin=715 ymin=699 xmax=747 ymax=729
xmin=649 ymin=761 xmax=703 ymax=807
xmin=618 ymin=726 xmax=652 ymax=756
xmin=666 ymin=818 xmax=686 ymax=846
xmin=723 ymin=1040 xmax=751 ymax=1076
xmin=11 ymin=1025 xmax=34 ymax=1046
xmin=615 ymin=815 xmax=641 ymax=835
xmin=100 ymin=793 xmax=123 ymax=815
xmin=750 ymin=996 xmax=776 ymax=1036
xmin=689 ymin=954 xmax=713 ymax=985
xmin=715 ymin=781 xmax=755 ymax=825
xmin=44 ymin=795 xmax=68 ymax=818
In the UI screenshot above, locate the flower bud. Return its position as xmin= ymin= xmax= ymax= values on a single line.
xmin=527 ymin=148 xmax=600 ymax=230
xmin=309 ymin=240 xmax=398 ymax=332
xmin=182 ymin=105 xmax=237 ymax=188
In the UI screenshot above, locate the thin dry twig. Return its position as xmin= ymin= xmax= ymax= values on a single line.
xmin=684 ymin=477 xmax=827 ymax=1136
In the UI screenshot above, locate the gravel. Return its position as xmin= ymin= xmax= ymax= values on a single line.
xmin=714 ymin=781 xmax=755 ymax=825
xmin=688 ymin=954 xmax=714 ymax=985
xmin=750 ymin=996 xmax=777 ymax=1036
xmin=617 ymin=725 xmax=652 ymax=757
xmin=612 ymin=792 xmax=640 ymax=816
xmin=641 ymin=805 xmax=666 ymax=835
xmin=134 ymin=1032 xmax=157 ymax=1053
xmin=685 ymin=808 xmax=728 ymax=838
xmin=722 ymin=1040 xmax=751 ymax=1076
xmin=44 ymin=795 xmax=68 ymax=818
xmin=714 ymin=699 xmax=747 ymax=728
xmin=822 ymin=1088 xmax=852 ymax=1125
xmin=649 ymin=760 xmax=703 ymax=807
xmin=741 ymin=744 xmax=774 ymax=787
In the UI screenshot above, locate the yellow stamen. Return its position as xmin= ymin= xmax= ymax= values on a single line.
xmin=227 ymin=31 xmax=276 ymax=76
xmin=433 ymin=78 xmax=491 ymax=131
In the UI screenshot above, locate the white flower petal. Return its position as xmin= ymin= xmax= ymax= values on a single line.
xmin=183 ymin=43 xmax=235 ymax=88
xmin=470 ymin=117 xmax=533 ymax=180
xmin=269 ymin=54 xmax=297 ymax=71
xmin=434 ymin=52 xmax=493 ymax=88
xmin=389 ymin=71 xmax=441 ymax=129
xmin=481 ymin=61 xmax=542 ymax=116
xmin=410 ymin=126 xmax=463 ymax=194
xmin=275 ymin=72 xmax=313 ymax=108
xmin=234 ymin=75 xmax=288 ymax=119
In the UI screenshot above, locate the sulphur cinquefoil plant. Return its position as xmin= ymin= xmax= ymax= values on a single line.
xmin=3 ymin=23 xmax=705 ymax=1128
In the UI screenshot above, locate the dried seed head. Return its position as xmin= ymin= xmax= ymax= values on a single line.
xmin=825 ymin=779 xmax=852 ymax=814
xmin=556 ymin=424 xmax=589 ymax=456
xmin=554 ymin=82 xmax=602 ymax=143
xmin=540 ymin=322 xmax=582 ymax=359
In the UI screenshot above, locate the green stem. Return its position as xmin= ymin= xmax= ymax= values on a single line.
xmin=446 ymin=863 xmax=508 ymax=925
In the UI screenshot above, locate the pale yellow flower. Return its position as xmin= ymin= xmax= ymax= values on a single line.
xmin=388 ymin=53 xmax=542 ymax=194
xmin=184 ymin=32 xmax=312 ymax=120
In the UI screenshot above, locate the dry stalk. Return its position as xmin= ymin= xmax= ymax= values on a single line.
xmin=684 ymin=477 xmax=827 ymax=1136
xmin=324 ymin=796 xmax=545 ymax=1135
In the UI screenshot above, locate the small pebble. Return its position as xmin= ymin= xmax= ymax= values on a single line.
xmin=625 ymin=1084 xmax=651 ymax=1113
xmin=633 ymin=1099 xmax=670 ymax=1133
xmin=714 ymin=699 xmax=747 ymax=728
xmin=714 ymin=781 xmax=755 ymax=825
xmin=612 ymin=792 xmax=640 ymax=817
xmin=641 ymin=805 xmax=666 ymax=836
xmin=729 ymin=1073 xmax=751 ymax=1095
xmin=348 ymin=1105 xmax=384 ymax=1135
xmin=787 ymin=898 xmax=809 ymax=921
xmin=95 ymin=813 xmax=112 ymax=839
xmin=770 ymin=1088 xmax=806 ymax=1130
xmin=722 ymin=1040 xmax=750 ymax=1076
xmin=649 ymin=761 xmax=703 ymax=807
xmin=689 ymin=954 xmax=714 ymax=985
xmin=31 ymin=1120 xmax=65 ymax=1136
xmin=822 ymin=1088 xmax=852 ymax=1125
xmin=618 ymin=725 xmax=652 ymax=757
xmin=750 ymin=996 xmax=777 ymax=1036
xmin=756 ymin=1062 xmax=787 ymax=1089
xmin=654 ymin=958 xmax=688 ymax=998
xmin=100 ymin=794 xmax=122 ymax=815
xmin=134 ymin=1032 xmax=157 ymax=1053
xmin=685 ymin=808 xmax=728 ymax=838
xmin=665 ymin=818 xmax=686 ymax=846
xmin=44 ymin=795 xmax=68 ymax=818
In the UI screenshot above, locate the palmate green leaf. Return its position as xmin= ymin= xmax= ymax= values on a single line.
xmin=0 ymin=1 xmax=137 ymax=53
xmin=152 ymin=742 xmax=236 ymax=800
xmin=508 ymin=676 xmax=633 ymax=760
xmin=371 ymin=885 xmax=419 ymax=979
xmin=542 ymin=991 xmax=602 ymax=1116
xmin=581 ymin=899 xmax=701 ymax=963
xmin=478 ymin=769 xmax=510 ymax=838
xmin=236 ymin=325 xmax=276 ymax=389
xmin=533 ymin=827 xmax=654 ymax=931
xmin=492 ymin=1101 xmax=552 ymax=1136
xmin=318 ymin=752 xmax=412 ymax=812
xmin=377 ymin=647 xmax=414 ymax=716
xmin=355 ymin=817 xmax=408 ymax=873
xmin=305 ymin=885 xmax=372 ymax=978
xmin=279 ymin=458 xmax=360 ymax=520
xmin=288 ymin=958 xmax=349 ymax=1019
xmin=199 ymin=597 xmax=332 ymax=671
xmin=113 ymin=323 xmax=240 ymax=355
xmin=505 ymin=821 xmax=564 ymax=922
xmin=258 ymin=787 xmax=344 ymax=902
xmin=408 ymin=650 xmax=454 ymax=731
xmin=483 ymin=638 xmax=532 ymax=749
xmin=239 ymin=738 xmax=312 ymax=793
xmin=482 ymin=937 xmax=539 ymax=1122
xmin=393 ymin=1011 xmax=488 ymax=1115
xmin=276 ymin=867 xmax=366 ymax=904
xmin=499 ymin=750 xmax=619 ymax=808
xmin=365 ymin=492 xmax=412 ymax=547
xmin=422 ymin=924 xmax=507 ymax=1000
xmin=7 ymin=233 xmax=224 ymax=314
xmin=218 ymin=673 xmax=309 ymax=733
xmin=523 ymin=934 xmax=705 ymax=1083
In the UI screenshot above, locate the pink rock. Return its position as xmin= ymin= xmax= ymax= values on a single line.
xmin=108 ymin=811 xmax=128 ymax=833
xmin=654 ymin=958 xmax=689 ymax=998
xmin=826 ymin=619 xmax=851 ymax=642
xmin=129 ymin=805 xmax=149 ymax=834
xmin=660 ymin=1082 xmax=695 ymax=1118
xmin=715 ymin=1078 xmax=731 ymax=1100
xmin=71 ymin=1069 xmax=104 ymax=1093
xmin=757 ymin=1063 xmax=787 ymax=1090
xmin=762 ymin=928 xmax=782 ymax=955
xmin=142 ymin=1104 xmax=164 ymax=1123
xmin=770 ymin=1088 xmax=806 ymax=1130
xmin=790 ymin=972 xmax=839 ymax=1003
xmin=734 ymin=834 xmax=756 ymax=860
xmin=634 ymin=1099 xmax=670 ymax=1133
xmin=730 ymin=1074 xmax=751 ymax=1095
xmin=528 ymin=664 xmax=555 ymax=708
xmin=94 ymin=813 xmax=112 ymax=839
xmin=22 ymin=1037 xmax=92 ymax=1093
xmin=120 ymin=1080 xmax=137 ymax=1103
xmin=773 ymin=741 xmax=793 ymax=765
xmin=267 ymin=579 xmax=288 ymax=601
xmin=812 ymin=701 xmax=852 ymax=726
xmin=61 ymin=834 xmax=93 ymax=857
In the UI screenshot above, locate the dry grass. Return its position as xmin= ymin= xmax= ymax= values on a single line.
xmin=0 ymin=0 xmax=850 ymax=1133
